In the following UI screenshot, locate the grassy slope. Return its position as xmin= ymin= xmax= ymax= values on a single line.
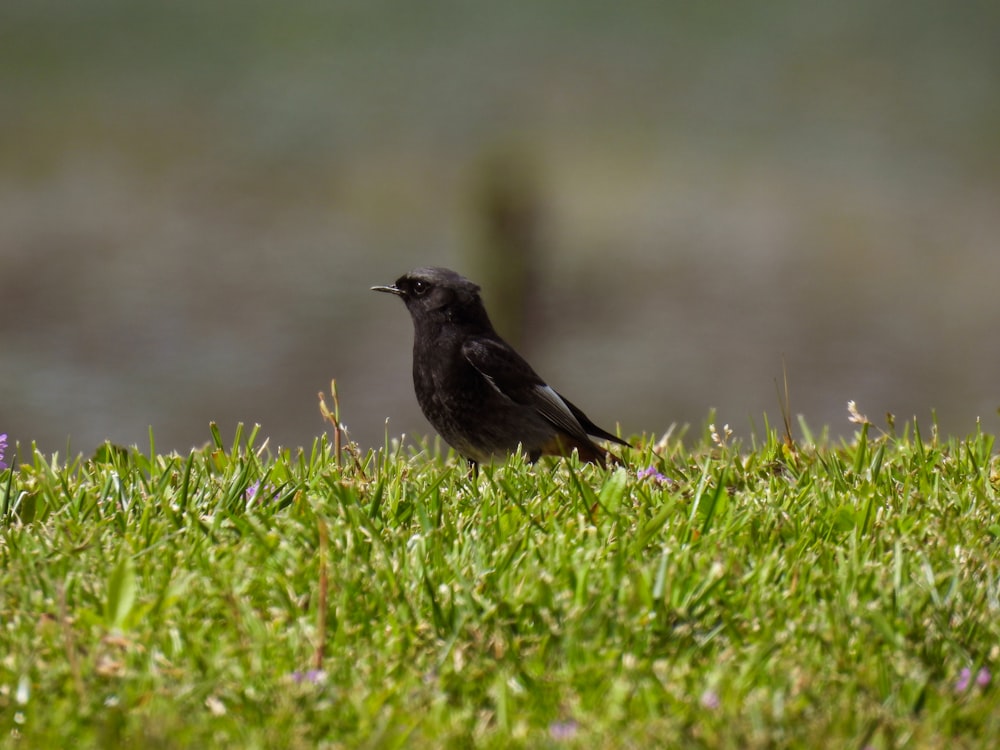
xmin=1 ymin=417 xmax=998 ymax=749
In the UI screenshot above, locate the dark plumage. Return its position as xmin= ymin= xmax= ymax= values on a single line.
xmin=372 ymin=266 xmax=628 ymax=468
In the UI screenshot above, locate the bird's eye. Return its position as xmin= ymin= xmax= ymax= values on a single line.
xmin=410 ymin=280 xmax=429 ymax=296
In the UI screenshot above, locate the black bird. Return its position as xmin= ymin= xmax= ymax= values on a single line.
xmin=372 ymin=267 xmax=629 ymax=468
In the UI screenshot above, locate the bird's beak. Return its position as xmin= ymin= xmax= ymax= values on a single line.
xmin=371 ymin=284 xmax=404 ymax=297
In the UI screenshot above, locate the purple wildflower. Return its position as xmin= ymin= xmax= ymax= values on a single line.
xmin=638 ymin=466 xmax=668 ymax=483
xmin=700 ymin=689 xmax=721 ymax=710
xmin=0 ymin=433 xmax=7 ymax=470
xmin=245 ymin=480 xmax=278 ymax=505
xmin=955 ymin=666 xmax=991 ymax=693
xmin=955 ymin=668 xmax=972 ymax=692
xmin=548 ymin=719 xmax=579 ymax=741
xmin=290 ymin=669 xmax=326 ymax=685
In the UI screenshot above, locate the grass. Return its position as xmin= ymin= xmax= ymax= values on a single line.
xmin=1 ymin=403 xmax=999 ymax=748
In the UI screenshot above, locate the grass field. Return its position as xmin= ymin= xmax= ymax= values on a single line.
xmin=1 ymin=400 xmax=998 ymax=748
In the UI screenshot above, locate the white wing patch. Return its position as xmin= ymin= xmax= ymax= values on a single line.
xmin=533 ymin=384 xmax=589 ymax=439
xmin=535 ymin=384 xmax=575 ymax=421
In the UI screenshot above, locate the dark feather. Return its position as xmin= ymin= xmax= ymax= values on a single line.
xmin=463 ymin=337 xmax=624 ymax=447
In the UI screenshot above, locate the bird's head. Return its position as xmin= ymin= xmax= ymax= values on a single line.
xmin=372 ymin=267 xmax=491 ymax=330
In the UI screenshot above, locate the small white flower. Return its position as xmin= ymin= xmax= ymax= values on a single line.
xmin=15 ymin=675 xmax=29 ymax=705
xmin=205 ymin=695 xmax=227 ymax=716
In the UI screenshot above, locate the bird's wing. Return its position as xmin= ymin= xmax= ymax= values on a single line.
xmin=461 ymin=337 xmax=595 ymax=444
xmin=557 ymin=393 xmax=630 ymax=447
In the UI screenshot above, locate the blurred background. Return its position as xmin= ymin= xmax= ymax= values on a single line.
xmin=2 ymin=1 xmax=998 ymax=457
